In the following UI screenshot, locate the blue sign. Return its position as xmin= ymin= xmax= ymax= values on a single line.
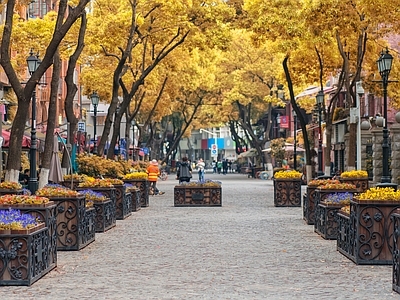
xmin=78 ymin=121 xmax=85 ymax=132
xmin=143 ymin=147 xmax=149 ymax=155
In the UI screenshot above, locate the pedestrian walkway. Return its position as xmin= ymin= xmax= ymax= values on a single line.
xmin=1 ymin=173 xmax=398 ymax=299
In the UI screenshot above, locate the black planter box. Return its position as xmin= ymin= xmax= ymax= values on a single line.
xmin=314 ymin=202 xmax=344 ymax=240
xmin=128 ymin=189 xmax=141 ymax=212
xmin=113 ymin=185 xmax=132 ymax=219
xmin=303 ymin=186 xmax=318 ymax=224
xmin=273 ymin=179 xmax=301 ymax=207
xmin=0 ymin=225 xmax=54 ymax=286
xmin=93 ymin=198 xmax=116 ymax=233
xmin=174 ymin=186 xmax=222 ymax=206
xmin=0 ymin=202 xmax=57 ymax=270
xmin=123 ymin=180 xmax=149 ymax=207
xmin=337 ymin=199 xmax=400 ymax=265
xmin=48 ymin=196 xmax=95 ymax=251
xmin=392 ymin=211 xmax=400 ymax=294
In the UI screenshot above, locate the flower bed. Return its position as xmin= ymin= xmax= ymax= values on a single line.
xmin=0 ymin=209 xmax=53 ymax=286
xmin=122 ymin=179 xmax=149 ymax=208
xmin=174 ymin=181 xmax=222 ymax=206
xmin=303 ymin=179 xmax=340 ymax=225
xmin=62 ymin=174 xmax=89 ymax=190
xmin=113 ymin=184 xmax=132 ymax=220
xmin=37 ymin=185 xmax=95 ymax=251
xmin=337 ymin=187 xmax=400 ymax=265
xmin=339 ymin=170 xmax=369 ymax=193
xmin=273 ymin=174 xmax=302 ymax=207
xmin=125 ymin=184 xmax=141 ymax=212
xmin=0 ymin=197 xmax=57 ymax=269
xmin=79 ymin=190 xmax=116 ymax=232
xmin=0 ymin=181 xmax=24 ymax=196
xmin=314 ymin=193 xmax=353 ymax=240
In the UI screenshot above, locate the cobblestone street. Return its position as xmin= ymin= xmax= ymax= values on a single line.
xmin=0 ymin=173 xmax=398 ymax=299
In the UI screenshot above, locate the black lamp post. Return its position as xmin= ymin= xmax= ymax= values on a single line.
xmin=90 ymin=91 xmax=99 ymax=155
xmin=316 ymin=90 xmax=324 ymax=177
xmin=26 ymin=50 xmax=40 ymax=194
xmin=293 ymin=109 xmax=297 ymax=171
xmin=377 ymin=49 xmax=393 ymax=184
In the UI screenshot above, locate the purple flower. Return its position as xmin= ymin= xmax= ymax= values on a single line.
xmin=0 ymin=208 xmax=38 ymax=229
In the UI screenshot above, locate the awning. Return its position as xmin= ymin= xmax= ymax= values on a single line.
xmin=237 ymin=149 xmax=258 ymax=158
xmin=1 ymin=130 xmax=31 ymax=148
xmin=263 ymin=143 xmax=305 ymax=153
xmin=295 ymin=86 xmax=336 ymax=99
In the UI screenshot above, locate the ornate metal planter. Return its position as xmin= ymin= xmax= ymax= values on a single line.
xmin=273 ymin=179 xmax=301 ymax=207
xmin=0 ymin=224 xmax=54 ymax=286
xmin=303 ymin=186 xmax=318 ymax=224
xmin=93 ymin=198 xmax=116 ymax=233
xmin=337 ymin=199 xmax=400 ymax=265
xmin=393 ymin=211 xmax=400 ymax=294
xmin=0 ymin=202 xmax=57 ymax=270
xmin=174 ymin=186 xmax=222 ymax=206
xmin=48 ymin=196 xmax=95 ymax=251
xmin=129 ymin=189 xmax=141 ymax=212
xmin=337 ymin=211 xmax=351 ymax=256
xmin=113 ymin=184 xmax=132 ymax=219
xmin=123 ymin=180 xmax=149 ymax=207
xmin=314 ymin=202 xmax=344 ymax=240
xmin=339 ymin=177 xmax=369 ymax=193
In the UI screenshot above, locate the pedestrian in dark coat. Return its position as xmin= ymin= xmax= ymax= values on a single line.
xmin=177 ymin=157 xmax=192 ymax=183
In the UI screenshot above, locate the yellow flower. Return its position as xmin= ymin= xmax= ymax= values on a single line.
xmin=357 ymin=187 xmax=400 ymax=201
xmin=340 ymin=170 xmax=368 ymax=178
xmin=274 ymin=170 xmax=302 ymax=179
xmin=123 ymin=172 xmax=148 ymax=180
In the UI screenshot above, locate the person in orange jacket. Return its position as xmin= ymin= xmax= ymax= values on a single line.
xmin=146 ymin=159 xmax=164 ymax=195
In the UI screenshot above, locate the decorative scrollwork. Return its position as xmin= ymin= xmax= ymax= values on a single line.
xmin=274 ymin=179 xmax=301 ymax=207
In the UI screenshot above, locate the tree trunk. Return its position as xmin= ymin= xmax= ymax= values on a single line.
xmin=0 ymin=0 xmax=90 ymax=181
xmin=39 ymin=50 xmax=61 ymax=189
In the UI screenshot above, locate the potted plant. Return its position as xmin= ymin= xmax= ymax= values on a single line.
xmin=273 ymin=170 xmax=302 ymax=207
xmin=36 ymin=184 xmax=95 ymax=251
xmin=0 ymin=209 xmax=53 ymax=286
xmin=122 ymin=172 xmax=149 ymax=207
xmin=124 ymin=183 xmax=141 ymax=212
xmin=0 ymin=195 xmax=57 ymax=269
xmin=62 ymin=174 xmax=89 ymax=189
xmin=174 ymin=180 xmax=222 ymax=207
xmin=315 ymin=192 xmax=353 ymax=240
xmin=337 ymin=187 xmax=400 ymax=265
xmin=0 ymin=181 xmax=24 ymax=195
xmin=303 ymin=179 xmax=340 ymax=225
xmin=339 ymin=170 xmax=369 ymax=192
xmin=79 ymin=189 xmax=116 ymax=232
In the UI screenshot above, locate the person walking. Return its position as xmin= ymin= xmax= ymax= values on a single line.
xmin=176 ymin=157 xmax=192 ymax=183
xmin=146 ymin=159 xmax=164 ymax=195
xmin=222 ymin=159 xmax=228 ymax=175
xmin=196 ymin=158 xmax=205 ymax=181
xmin=217 ymin=160 xmax=222 ymax=174
xmin=212 ymin=160 xmax=217 ymax=174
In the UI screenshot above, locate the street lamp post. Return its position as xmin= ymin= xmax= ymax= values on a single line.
xmin=90 ymin=91 xmax=99 ymax=155
xmin=377 ymin=49 xmax=393 ymax=184
xmin=26 ymin=50 xmax=40 ymax=194
xmin=293 ymin=110 xmax=297 ymax=171
xmin=316 ymin=90 xmax=324 ymax=177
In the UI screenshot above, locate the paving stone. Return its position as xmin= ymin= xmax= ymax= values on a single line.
xmin=0 ymin=173 xmax=398 ymax=299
